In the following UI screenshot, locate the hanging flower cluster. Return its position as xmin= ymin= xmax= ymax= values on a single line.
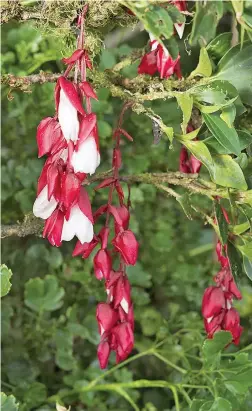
xmin=138 ymin=0 xmax=187 ymax=79
xmin=33 ymin=7 xmax=99 ymax=247
xmin=202 ymin=239 xmax=243 ymax=344
xmin=179 ymin=125 xmax=202 ymax=174
xmin=73 ymin=104 xmax=138 ymax=368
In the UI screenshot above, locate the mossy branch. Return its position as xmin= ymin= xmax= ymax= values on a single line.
xmin=1 ymin=171 xmax=248 ymax=239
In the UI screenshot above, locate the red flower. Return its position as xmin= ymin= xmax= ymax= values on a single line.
xmin=112 ymin=322 xmax=134 ymax=363
xmin=112 ymin=230 xmax=139 ymax=265
xmin=202 ymin=286 xmax=225 ymax=319
xmin=138 ymin=39 xmax=182 ymax=79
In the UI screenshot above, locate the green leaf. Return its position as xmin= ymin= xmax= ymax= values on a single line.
xmin=24 ymin=275 xmax=65 ymax=312
xmin=190 ymin=399 xmax=206 ymax=411
xmin=175 ymin=93 xmax=193 ymax=134
xmin=202 ymin=331 xmax=232 ymax=369
xmin=127 ymin=263 xmax=152 ymax=288
xmin=238 ymin=242 xmax=252 ymax=260
xmin=211 ymin=155 xmax=247 ymax=189
xmin=215 ymin=42 xmax=252 ymax=105
xmin=182 ymin=140 xmax=214 ymax=172
xmin=176 ymin=127 xmax=201 ymax=141
xmin=227 ymin=241 xmax=243 ymax=284
xmin=203 ymin=113 xmax=241 ymax=156
xmin=132 ymin=4 xmax=174 ymax=43
xmin=189 ymin=1 xmax=224 ymax=46
xmin=206 ymin=129 xmax=252 ymax=154
xmin=243 ymin=256 xmax=252 ymax=281
xmin=215 ymin=202 xmax=229 ymax=245
xmin=0 ymin=393 xmax=19 ymax=411
xmin=23 ymin=382 xmax=47 ymax=408
xmin=225 ymin=369 xmax=252 ymax=395
xmin=160 ymin=124 xmax=174 ymax=143
xmin=190 ymin=48 xmax=212 ymax=78
xmin=208 ymin=398 xmax=232 ymax=411
xmin=206 ymin=32 xmax=232 ymax=60
xmin=220 ymin=105 xmax=236 ymax=127
xmin=0 ymin=264 xmax=13 ymax=297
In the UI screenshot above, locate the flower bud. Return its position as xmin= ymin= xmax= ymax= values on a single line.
xmin=112 ymin=230 xmax=138 ymax=265
xmin=93 ymin=249 xmax=112 ymax=280
xmin=97 ymin=340 xmax=110 ymax=369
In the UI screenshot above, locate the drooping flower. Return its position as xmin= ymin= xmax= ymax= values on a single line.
xmin=138 ymin=35 xmax=182 ymax=79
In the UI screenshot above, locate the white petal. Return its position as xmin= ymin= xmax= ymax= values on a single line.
xmin=61 ymin=205 xmax=93 ymax=244
xmin=58 ymin=89 xmax=79 ymax=142
xmin=206 ymin=316 xmax=213 ymax=324
xmin=60 ymin=148 xmax=68 ymax=163
xmin=121 ymin=297 xmax=129 ymax=314
xmin=174 ymin=23 xmax=185 ymax=39
xmin=226 ymin=300 xmax=232 ymax=310
xmin=71 ymin=136 xmax=100 ymax=174
xmin=33 ymin=185 xmax=57 ymax=219
xmin=100 ymin=325 xmax=105 ymax=336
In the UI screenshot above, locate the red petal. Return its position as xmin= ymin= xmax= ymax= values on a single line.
xmin=62 ymin=49 xmax=84 ymax=65
xmin=78 ymin=187 xmax=94 ymax=223
xmin=77 ymin=113 xmax=97 ymax=146
xmin=62 ymin=172 xmax=81 ymax=209
xmin=58 ymin=76 xmax=86 ymax=116
xmin=72 ymin=237 xmax=99 ymax=258
xmin=97 ymin=341 xmax=110 ymax=369
xmin=43 ymin=208 xmax=64 ymax=247
xmin=79 ymin=81 xmax=98 ymax=100
xmin=138 ymin=50 xmax=157 ymax=76
xmin=47 ymin=163 xmax=60 ymax=200
xmin=95 ymin=178 xmax=115 ymax=190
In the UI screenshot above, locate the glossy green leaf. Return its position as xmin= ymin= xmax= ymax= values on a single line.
xmin=160 ymin=124 xmax=174 ymax=143
xmin=203 ymin=113 xmax=241 ymax=156
xmin=206 ymin=32 xmax=232 ymax=60
xmin=175 ymin=93 xmax=193 ymax=134
xmin=190 ymin=48 xmax=212 ymax=78
xmin=215 ymin=202 xmax=229 ymax=244
xmin=203 ymin=331 xmax=232 ymax=370
xmin=220 ymin=105 xmax=236 ymax=127
xmin=238 ymin=242 xmax=252 ymax=260
xmin=176 ymin=127 xmax=201 ymax=141
xmin=227 ymin=241 xmax=243 ymax=284
xmin=225 ymin=369 xmax=252 ymax=395
xmin=189 ymin=1 xmax=224 ymax=46
xmin=0 ymin=264 xmax=13 ymax=297
xmin=205 ymin=129 xmax=252 ymax=155
xmin=211 ymin=155 xmax=247 ymax=190
xmin=182 ymin=140 xmax=214 ymax=171
xmin=215 ymin=42 xmax=252 ymax=105
xmin=24 ymin=275 xmax=65 ymax=312
xmin=243 ymin=256 xmax=252 ymax=280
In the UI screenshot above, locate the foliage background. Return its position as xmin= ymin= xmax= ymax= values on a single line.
xmin=1 ymin=2 xmax=252 ymax=410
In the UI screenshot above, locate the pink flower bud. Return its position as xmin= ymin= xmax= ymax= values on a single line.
xmin=202 ymin=286 xmax=225 ymax=319
xmin=93 ymin=249 xmax=112 ymax=280
xmin=97 ymin=340 xmax=110 ymax=369
xmin=96 ymin=303 xmax=118 ymax=335
xmin=112 ymin=230 xmax=138 ymax=266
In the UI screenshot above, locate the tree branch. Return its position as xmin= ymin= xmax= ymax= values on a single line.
xmin=2 ymin=170 xmax=244 ymax=239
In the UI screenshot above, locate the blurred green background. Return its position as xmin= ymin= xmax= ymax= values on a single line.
xmin=1 ymin=12 xmax=252 ymax=411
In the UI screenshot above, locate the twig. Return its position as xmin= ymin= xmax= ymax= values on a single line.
xmin=1 ymin=170 xmax=244 ymax=239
